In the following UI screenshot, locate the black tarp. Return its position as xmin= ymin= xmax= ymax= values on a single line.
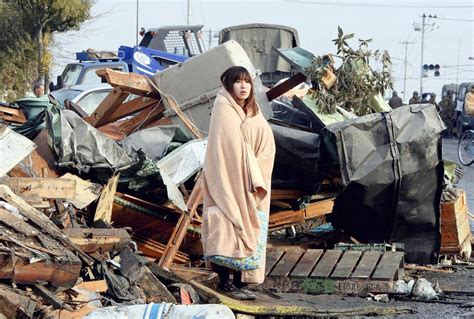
xmin=324 ymin=104 xmax=445 ymax=264
xmin=270 ymin=122 xmax=320 ymax=192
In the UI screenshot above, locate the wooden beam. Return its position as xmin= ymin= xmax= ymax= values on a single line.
xmin=63 ymin=228 xmax=131 ymax=253
xmin=0 ymin=285 xmax=36 ymax=318
xmin=85 ymin=87 xmax=130 ymax=127
xmin=0 ymin=208 xmax=39 ymax=237
xmin=162 ymin=94 xmax=203 ymax=139
xmin=158 ymin=176 xmax=203 ymax=269
xmin=65 ymin=100 xmax=88 ymax=118
xmin=0 ymin=254 xmax=82 ymax=287
xmin=115 ymin=104 xmax=165 ymax=135
xmin=271 ymin=189 xmax=306 ymax=200
xmin=33 ymin=284 xmax=73 ymax=311
xmin=96 ymin=96 xmax=159 ymax=127
xmin=93 ymin=174 xmax=120 ymax=225
xmin=0 ymin=177 xmax=76 ymax=199
xmin=134 ymin=235 xmax=189 ymax=263
xmin=96 ymin=68 xmax=160 ymax=98
xmin=0 ymin=185 xmax=94 ymax=265
xmin=266 ymin=72 xmax=307 ymax=102
xmin=269 ymin=198 xmax=334 ymax=230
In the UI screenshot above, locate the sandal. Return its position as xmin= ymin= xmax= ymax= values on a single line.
xmin=219 ymin=283 xmax=255 ymax=300
xmin=239 ymin=288 xmax=257 ymax=300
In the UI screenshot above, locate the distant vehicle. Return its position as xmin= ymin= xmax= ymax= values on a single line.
xmin=50 ymin=83 xmax=112 ymax=115
xmin=50 ymin=25 xmax=206 ymax=92
xmin=219 ymin=23 xmax=300 ymax=87
xmin=441 ymin=83 xmax=458 ymax=98
xmin=455 ymin=81 xmax=474 ymax=137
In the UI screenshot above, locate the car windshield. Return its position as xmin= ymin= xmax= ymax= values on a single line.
xmin=50 ymin=89 xmax=82 ymax=106
xmin=61 ymin=64 xmax=83 ymax=86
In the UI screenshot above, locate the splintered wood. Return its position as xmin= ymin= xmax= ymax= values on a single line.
xmin=93 ymin=174 xmax=120 ymax=225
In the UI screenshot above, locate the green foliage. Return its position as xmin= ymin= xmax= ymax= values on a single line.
xmin=0 ymin=1 xmax=37 ymax=99
xmin=306 ymin=26 xmax=393 ymax=116
xmin=0 ymin=0 xmax=93 ymax=100
xmin=18 ymin=0 xmax=93 ymax=33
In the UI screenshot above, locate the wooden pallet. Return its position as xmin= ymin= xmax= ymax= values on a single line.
xmin=263 ymin=248 xmax=404 ymax=295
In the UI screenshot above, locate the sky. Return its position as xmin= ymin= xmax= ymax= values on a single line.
xmin=52 ymin=0 xmax=474 ymax=101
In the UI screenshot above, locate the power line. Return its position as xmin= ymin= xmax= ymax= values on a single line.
xmin=432 ymin=16 xmax=474 ymax=22
xmin=285 ymin=0 xmax=474 ymax=8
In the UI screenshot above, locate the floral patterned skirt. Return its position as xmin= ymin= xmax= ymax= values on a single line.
xmin=204 ymin=210 xmax=268 ymax=271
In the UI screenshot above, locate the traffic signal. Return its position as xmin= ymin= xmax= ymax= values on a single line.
xmin=422 ymin=64 xmax=440 ymax=76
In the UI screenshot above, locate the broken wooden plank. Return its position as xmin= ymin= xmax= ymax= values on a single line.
xmin=371 ymin=252 xmax=404 ymax=281
xmin=0 ymin=208 xmax=39 ymax=237
xmin=351 ymin=251 xmax=382 ymax=279
xmin=33 ymin=284 xmax=73 ymax=311
xmin=271 ymin=189 xmax=306 ymax=200
xmin=162 ymin=93 xmax=204 ymax=139
xmin=310 ymin=250 xmax=342 ymax=278
xmin=73 ymin=280 xmax=108 ymax=293
xmin=269 ymin=198 xmax=334 ymax=230
xmin=63 ymin=228 xmax=132 ymax=253
xmin=158 ymin=176 xmax=203 ymax=268
xmin=265 ymin=250 xmax=285 ymax=276
xmin=0 ymin=185 xmax=94 ymax=265
xmin=96 ymin=68 xmax=160 ymax=97
xmin=266 ymin=72 xmax=307 ymax=101
xmin=93 ymin=174 xmax=120 ymax=225
xmin=290 ymin=249 xmax=323 ymax=278
xmin=134 ymin=235 xmax=189 ymax=263
xmin=330 ymin=250 xmax=362 ymax=279
xmin=115 ymin=103 xmax=165 ymax=135
xmin=0 ymin=177 xmax=76 ymax=199
xmin=60 ymin=173 xmax=102 ymax=209
xmin=269 ymin=250 xmax=304 ymax=277
xmin=85 ymin=87 xmax=130 ymax=127
xmin=0 ymin=284 xmax=36 ymax=318
xmin=96 ymin=96 xmax=159 ymax=127
xmin=0 ymin=252 xmax=82 ymax=287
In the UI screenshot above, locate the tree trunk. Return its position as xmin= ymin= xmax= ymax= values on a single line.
xmin=35 ymin=26 xmax=43 ymax=85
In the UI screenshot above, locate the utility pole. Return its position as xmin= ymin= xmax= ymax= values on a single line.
xmin=400 ymin=41 xmax=414 ymax=101
xmin=187 ymin=0 xmax=191 ymax=25
xmin=419 ymin=13 xmax=426 ymax=95
xmin=136 ymin=0 xmax=139 ymax=45
xmin=414 ymin=13 xmax=437 ymax=95
xmin=455 ymin=40 xmax=461 ymax=85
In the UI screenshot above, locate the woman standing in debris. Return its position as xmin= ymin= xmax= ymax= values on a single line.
xmin=201 ymin=66 xmax=275 ymax=300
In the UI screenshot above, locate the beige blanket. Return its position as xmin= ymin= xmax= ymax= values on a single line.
xmin=202 ymin=88 xmax=275 ymax=284
xmin=465 ymin=92 xmax=474 ymax=117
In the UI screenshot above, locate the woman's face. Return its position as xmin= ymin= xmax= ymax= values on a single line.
xmin=233 ymin=78 xmax=251 ymax=102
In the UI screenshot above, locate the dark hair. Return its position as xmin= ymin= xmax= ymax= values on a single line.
xmin=33 ymin=83 xmax=43 ymax=91
xmin=220 ymin=66 xmax=258 ymax=116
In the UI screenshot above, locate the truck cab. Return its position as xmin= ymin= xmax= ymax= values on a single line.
xmin=50 ymin=52 xmax=128 ymax=92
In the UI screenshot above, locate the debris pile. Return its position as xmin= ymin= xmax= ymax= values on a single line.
xmin=0 ymin=28 xmax=471 ymax=318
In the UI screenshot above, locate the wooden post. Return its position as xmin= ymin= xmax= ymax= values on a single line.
xmin=158 ymin=177 xmax=202 ymax=269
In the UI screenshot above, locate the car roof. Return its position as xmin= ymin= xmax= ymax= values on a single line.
xmin=66 ymin=83 xmax=112 ymax=91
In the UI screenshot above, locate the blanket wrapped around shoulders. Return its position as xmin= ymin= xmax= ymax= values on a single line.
xmin=202 ymin=88 xmax=275 ymax=284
